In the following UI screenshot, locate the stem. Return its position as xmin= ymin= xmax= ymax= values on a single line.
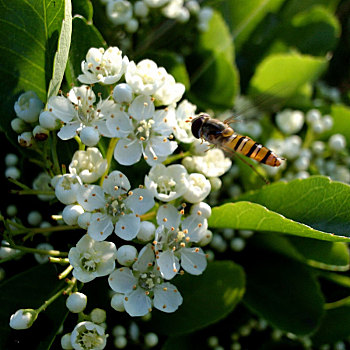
xmin=325 ymin=296 xmax=350 ymax=310
xmin=303 ymin=127 xmax=314 ymax=149
xmin=7 ymin=177 xmax=31 ymax=190
xmin=140 ymin=209 xmax=157 ymax=221
xmin=51 ymin=132 xmax=61 ymax=175
xmin=100 ymin=137 xmax=118 ymax=186
xmin=58 ymin=265 xmax=73 ymax=280
xmin=74 ymin=135 xmax=85 ymax=151
xmin=10 ymin=224 xmax=80 ymax=236
xmin=36 ymin=277 xmax=76 ymax=313
xmin=162 ymin=151 xmax=192 ymax=165
xmin=0 ymin=252 xmax=24 ymax=264
xmin=49 ymin=257 xmax=70 ymax=264
xmin=10 ymin=189 xmax=55 ymax=196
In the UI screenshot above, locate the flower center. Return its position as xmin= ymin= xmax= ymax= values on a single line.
xmin=135 ymin=119 xmax=154 ymax=140
xmin=77 ymin=329 xmax=105 ymax=349
xmin=104 ymin=194 xmax=130 ymax=218
xmin=139 ymin=271 xmax=162 ymax=290
xmin=157 ymin=175 xmax=176 ymax=195
xmin=81 ymin=252 xmax=100 ymax=272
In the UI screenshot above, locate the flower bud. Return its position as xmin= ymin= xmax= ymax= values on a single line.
xmin=190 ymin=202 xmax=212 ymax=219
xmin=18 ymin=131 xmax=34 ymax=147
xmin=113 ymin=83 xmax=134 ymax=104
xmin=322 ymin=115 xmax=333 ymax=130
xmin=111 ymin=293 xmax=125 ymax=312
xmin=113 ymin=325 xmax=126 ymax=336
xmin=6 ymin=205 xmax=18 ymax=217
xmin=62 ymin=204 xmax=84 ymax=225
xmin=125 ymin=18 xmax=139 ymax=33
xmin=329 ymin=134 xmax=346 ymax=152
xmin=145 ymin=332 xmax=158 ymax=347
xmin=90 ymin=308 xmax=106 ymax=324
xmin=33 ymin=125 xmax=49 ymax=141
xmin=66 ymin=292 xmax=87 ymax=313
xmin=198 ymin=229 xmax=213 ymax=246
xmin=209 ymin=177 xmax=222 ymax=191
xmin=5 ymin=166 xmax=21 ymax=180
xmin=39 ymin=110 xmax=59 ymax=130
xmin=183 ymin=173 xmax=211 ymax=203
xmin=27 ymin=211 xmax=42 ymax=226
xmin=14 ymin=91 xmax=43 ymax=123
xmin=11 ymin=118 xmax=28 ymax=133
xmin=276 ymin=109 xmax=304 ymax=134
xmin=5 ymin=154 xmax=18 ymax=167
xmin=54 ymin=174 xmax=82 ymax=205
xmin=186 ymin=0 xmax=200 ymax=14
xmin=116 ymin=245 xmax=137 ymax=266
xmin=9 ymin=309 xmax=38 ymax=330
xmin=134 ymin=1 xmax=149 ymax=17
xmin=80 ymin=126 xmax=100 ymax=146
xmin=306 ymin=109 xmax=321 ymax=124
xmin=77 ymin=212 xmax=92 ymax=229
xmin=230 ymin=237 xmax=246 ymax=251
xmin=114 ymin=336 xmax=127 ymax=349
xmin=136 ymin=221 xmax=155 ymax=242
xmin=61 ymin=333 xmax=73 ymax=349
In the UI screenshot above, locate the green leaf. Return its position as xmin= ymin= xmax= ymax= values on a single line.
xmin=219 ymin=0 xmax=285 ymax=50
xmin=0 ymin=0 xmax=66 ymax=132
xmin=243 ymin=249 xmax=324 ymax=335
xmin=188 ymin=11 xmax=239 ymax=110
xmin=322 ymin=104 xmax=350 ymax=144
xmin=47 ymin=0 xmax=72 ymax=99
xmin=248 ymin=52 xmax=328 ymax=101
xmin=65 ymin=16 xmax=106 ymax=87
xmin=235 ymin=176 xmax=350 ymax=239
xmin=151 ymin=261 xmax=245 ymax=335
xmin=0 ymin=264 xmax=68 ymax=349
xmin=72 ymin=0 xmax=94 ymax=21
xmin=312 ymin=306 xmax=350 ymax=346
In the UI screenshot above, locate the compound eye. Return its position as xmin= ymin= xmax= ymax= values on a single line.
xmin=191 ymin=116 xmax=205 ymax=139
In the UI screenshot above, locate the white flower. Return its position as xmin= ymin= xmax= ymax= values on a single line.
xmin=153 ymin=73 xmax=185 ymax=106
xmin=125 ymin=59 xmax=167 ymax=95
xmin=76 ymin=171 xmax=155 ymax=241
xmin=184 ymin=148 xmax=231 ymax=178
xmin=145 ymin=164 xmax=190 ymax=202
xmin=68 ymin=234 xmax=117 ymax=283
xmin=78 ymin=47 xmax=129 ymax=85
xmin=154 ymin=204 xmax=208 ymax=279
xmin=71 ymin=321 xmax=107 ymax=350
xmin=173 ymin=99 xmax=197 ymax=143
xmin=66 ymin=292 xmax=88 ymax=313
xmin=143 ymin=0 xmax=171 ymax=8
xmin=112 ymin=97 xmax=178 ymax=166
xmin=14 ymin=91 xmax=43 ymax=123
xmin=108 ymin=244 xmax=183 ymax=316
xmin=282 ymin=135 xmax=302 ymax=159
xmin=276 ymin=109 xmax=305 ymax=134
xmin=46 ymin=86 xmax=117 ymax=146
xmin=9 ymin=309 xmax=38 ymax=330
xmin=53 ymin=174 xmax=82 ymax=205
xmin=69 ymin=148 xmax=108 ymax=184
xmin=106 ymin=0 xmax=133 ymax=25
xmin=39 ymin=110 xmax=60 ymax=130
xmin=62 ymin=204 xmax=84 ymax=225
xmin=183 ymin=173 xmax=211 ymax=203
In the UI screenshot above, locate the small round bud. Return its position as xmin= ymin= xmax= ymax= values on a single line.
xmin=18 ymin=131 xmax=34 ymax=147
xmin=276 ymin=109 xmax=304 ymax=134
xmin=62 ymin=204 xmax=84 ymax=225
xmin=113 ymin=83 xmax=133 ymax=104
xmin=34 ymin=243 xmax=54 ymax=264
xmin=208 ymin=336 xmax=219 ymax=347
xmin=39 ymin=110 xmax=59 ymax=130
xmin=27 ymin=210 xmax=42 ymax=226
xmin=125 ymin=18 xmax=139 ymax=33
xmin=6 ymin=205 xmax=18 ymax=217
xmin=312 ymin=120 xmax=325 ymax=134
xmin=129 ymin=322 xmax=140 ymax=341
xmin=61 ymin=333 xmax=73 ymax=349
xmin=211 ymin=234 xmax=227 ymax=252
xmin=190 ymin=202 xmax=212 ymax=219
xmin=11 ymin=117 xmax=28 ymax=133
xmin=183 ymin=173 xmax=211 ymax=203
xmin=5 ymin=154 xmax=18 ymax=167
xmin=209 ymin=177 xmax=222 ymax=191
xmin=329 ymin=134 xmax=346 ymax=152
xmin=90 ymin=308 xmax=106 ymax=324
xmin=33 ymin=125 xmax=49 ymax=141
xmin=5 ymin=166 xmax=20 ymax=180
xmin=111 ymin=293 xmax=125 ymax=312
xmin=114 ymin=336 xmax=127 ymax=349
xmin=77 ymin=212 xmax=92 ymax=229
xmin=312 ymin=141 xmax=325 ymax=155
xmin=198 ymin=229 xmax=213 ymax=246
xmin=186 ymin=0 xmax=200 ymax=14
xmin=239 ymin=230 xmax=254 ymax=238
xmin=230 ymin=237 xmax=246 ymax=251
xmin=116 ymin=245 xmax=138 ymax=266
xmin=134 ymin=1 xmax=149 ymax=17
xmin=80 ymin=126 xmax=100 ymax=146
xmin=113 ymin=325 xmax=126 ymax=337
xmin=9 ymin=309 xmax=38 ymax=330
xmin=306 ymin=109 xmax=321 ymax=124
xmin=322 ymin=115 xmax=333 ymax=130
xmin=176 ymin=7 xmax=190 ymax=23
xmin=294 ymin=156 xmax=310 ymax=171
xmin=136 ymin=221 xmax=156 ymax=242
xmin=14 ymin=91 xmax=43 ymax=123
xmin=145 ymin=332 xmax=158 ymax=347
xmin=295 ymin=171 xmax=310 ymax=179
xmin=66 ymin=292 xmax=87 ymax=313
xmin=222 ymin=228 xmax=235 ymax=239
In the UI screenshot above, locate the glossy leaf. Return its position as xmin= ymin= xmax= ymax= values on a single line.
xmin=72 ymin=0 xmax=94 ymax=21
xmin=0 ymin=264 xmax=68 ymax=350
xmin=236 ymin=176 xmax=350 ymax=238
xmin=243 ymin=249 xmax=324 ymax=335
xmin=151 ymin=261 xmax=245 ymax=335
xmin=47 ymin=0 xmax=72 ymax=99
xmin=0 ymin=0 xmax=66 ymax=132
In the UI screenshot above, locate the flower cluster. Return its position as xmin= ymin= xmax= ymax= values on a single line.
xmin=101 ymin=0 xmax=213 ymax=33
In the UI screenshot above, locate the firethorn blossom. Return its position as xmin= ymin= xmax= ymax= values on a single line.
xmin=145 ymin=163 xmax=190 ymax=202
xmin=14 ymin=91 xmax=43 ymax=123
xmin=153 ymin=204 xmax=208 ymax=280
xmin=106 ymin=0 xmax=133 ymax=26
xmin=69 ymin=148 xmax=108 ymax=184
xmin=275 ymin=109 xmax=305 ymax=135
xmin=70 ymin=321 xmax=107 ymax=350
xmin=43 ymin=85 xmax=116 ymax=146
xmin=112 ymin=96 xmax=178 ymax=166
xmin=183 ymin=173 xmax=211 ymax=203
xmin=78 ymin=47 xmax=129 ymax=85
xmin=68 ymin=234 xmax=117 ymax=283
xmin=172 ymin=99 xmax=197 ymax=143
xmin=66 ymin=292 xmax=88 ymax=313
xmin=52 ymin=174 xmax=82 ymax=205
xmin=108 ymin=244 xmax=183 ymax=316
xmin=152 ymin=72 xmax=185 ymax=106
xmin=9 ymin=309 xmax=38 ymax=330
xmin=76 ymin=170 xmax=155 ymax=241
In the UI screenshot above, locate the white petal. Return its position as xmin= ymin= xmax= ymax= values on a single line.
xmin=125 ymin=188 xmax=154 ymax=215
xmin=150 ymin=136 xmax=178 ymax=157
xmin=156 ymin=204 xmax=181 ymax=229
xmin=87 ymin=213 xmax=114 ymax=241
xmin=108 ymin=267 xmax=137 ymax=293
xmin=48 ymin=96 xmax=76 ymax=122
xmin=153 ymin=282 xmax=183 ymax=313
xmin=181 ymin=216 xmax=208 ymax=242
xmin=115 ymin=214 xmax=140 ymax=240
xmin=124 ymin=288 xmax=152 ymax=317
xmin=103 ymin=170 xmax=130 ymax=196
xmin=57 ymin=122 xmax=80 ymax=140
xmin=128 ymin=95 xmax=155 ymax=121
xmin=133 ymin=244 xmax=155 ymax=272
xmin=157 ymin=250 xmax=180 ymax=280
xmin=76 ymin=185 xmax=105 ymax=211
xmin=180 ymin=247 xmax=207 ymax=275
xmin=114 ymin=138 xmax=143 ymax=165
xmin=106 ymin=111 xmax=133 ymax=138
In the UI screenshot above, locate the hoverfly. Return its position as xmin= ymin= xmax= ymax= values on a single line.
xmin=190 ymin=113 xmax=283 ymax=182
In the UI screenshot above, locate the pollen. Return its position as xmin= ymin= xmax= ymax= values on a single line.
xmin=140 ymin=136 xmax=145 ymax=141
xmin=153 ymin=156 xmax=158 ymax=160
xmin=144 ymin=102 xmax=148 ymax=107
xmin=163 ymin=218 xmax=167 ymax=222
xmin=198 ymin=223 xmax=202 ymax=227
xmin=114 ymin=186 xmax=119 ymax=191
xmin=116 ymin=126 xmax=120 ymax=130
xmin=163 ymin=118 xmax=168 ymax=123
xmin=197 ymin=210 xmax=202 ymax=215
xmin=121 ymin=226 xmax=125 ymax=230
xmin=139 ymin=196 xmax=143 ymax=201
xmin=183 ymin=229 xmax=188 ymax=234
xmin=163 ymin=138 xmax=167 ymax=142
xmin=124 ymin=145 xmax=128 ymax=149
xmin=162 ymin=304 xmax=167 ymax=309
xmin=173 ymin=268 xmax=177 ymax=272
xmin=97 ymin=217 xmax=101 ymax=222
xmin=124 ymin=297 xmax=128 ymax=301
xmin=100 ymin=231 xmax=103 ymax=235
xmin=128 ymin=191 xmax=133 ymax=196
xmin=180 ymin=209 xmax=184 ymax=215
xmin=171 ymin=226 xmax=175 ymax=231
xmin=163 ymin=287 xmax=168 ymax=291
xmin=194 ymin=265 xmax=198 ymax=269
xmin=92 ymin=193 xmax=96 ymax=197
xmin=139 ymin=184 xmax=144 ymax=188
xmin=153 ymin=240 xmax=157 ymax=245
xmin=133 ymin=284 xmax=137 ymax=290
xmin=119 ymin=174 xmax=123 ymax=178
xmin=145 ymin=291 xmax=150 ymax=295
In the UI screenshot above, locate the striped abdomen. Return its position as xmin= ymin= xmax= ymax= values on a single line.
xmin=223 ymin=134 xmax=282 ymax=167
